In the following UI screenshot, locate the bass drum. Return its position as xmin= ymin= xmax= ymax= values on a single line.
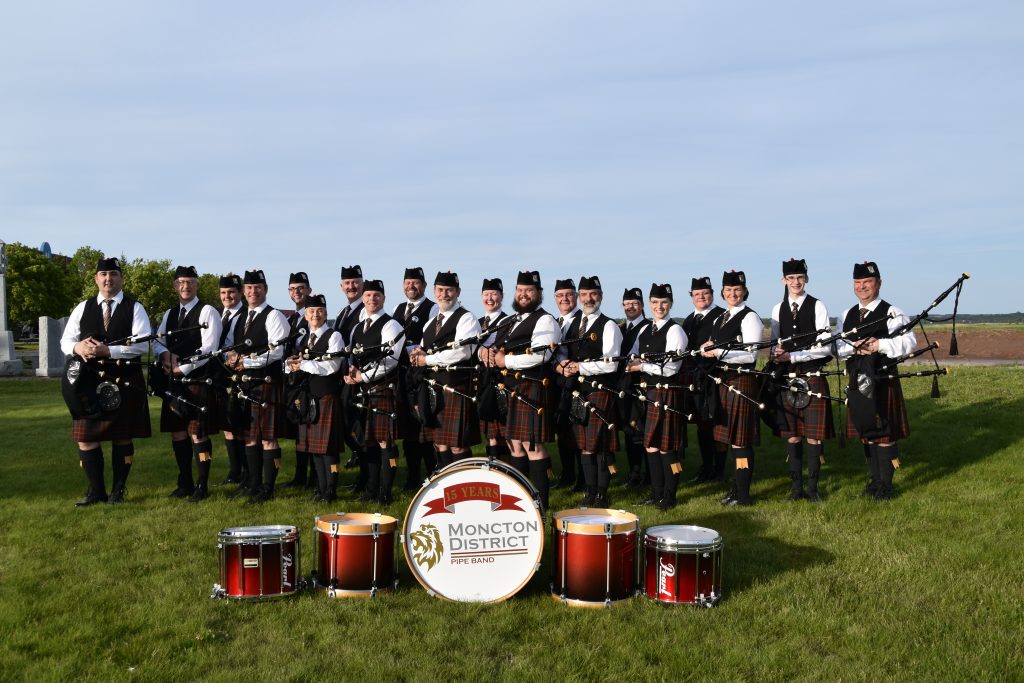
xmin=403 ymin=457 xmax=543 ymax=603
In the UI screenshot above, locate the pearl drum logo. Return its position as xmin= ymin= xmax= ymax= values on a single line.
xmin=403 ymin=459 xmax=543 ymax=602
xmin=658 ymin=556 xmax=675 ymax=597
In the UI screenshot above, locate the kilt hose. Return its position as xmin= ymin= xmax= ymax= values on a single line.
xmin=159 ymin=383 xmax=219 ymax=439
xmin=846 ymin=377 xmax=910 ymax=444
xmin=713 ymin=371 xmax=760 ymax=448
xmin=778 ymin=373 xmax=835 ymax=441
xmin=296 ymin=394 xmax=342 ymax=455
xmin=363 ymin=384 xmax=398 ymax=445
xmin=423 ymin=382 xmax=481 ymax=449
xmin=504 ymin=379 xmax=553 ymax=448
xmin=572 ymin=388 xmax=620 ymax=453
xmin=642 ymin=382 xmax=685 ymax=452
xmin=243 ymin=379 xmax=285 ymax=443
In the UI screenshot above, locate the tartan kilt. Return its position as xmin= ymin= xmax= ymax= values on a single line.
xmin=423 ymin=384 xmax=481 ymax=448
xmin=572 ymin=389 xmax=620 ymax=453
xmin=504 ymin=379 xmax=553 ymax=447
xmin=713 ymin=372 xmax=760 ymax=447
xmin=364 ymin=385 xmax=398 ymax=445
xmin=71 ymin=388 xmax=151 ymax=442
xmin=778 ymin=374 xmax=835 ymax=441
xmin=159 ymin=383 xmax=219 ymax=438
xmin=244 ymin=380 xmax=284 ymax=443
xmin=846 ymin=377 xmax=910 ymax=444
xmin=480 ymin=417 xmax=506 ymax=441
xmin=297 ymin=393 xmax=342 ymax=455
xmin=642 ymin=383 xmax=685 ymax=452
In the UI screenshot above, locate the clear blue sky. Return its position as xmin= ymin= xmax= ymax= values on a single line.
xmin=2 ymin=2 xmax=1021 ymax=315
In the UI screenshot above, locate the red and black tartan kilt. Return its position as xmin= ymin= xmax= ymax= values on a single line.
xmin=364 ymin=385 xmax=398 ymax=445
xmin=713 ymin=372 xmax=760 ymax=447
xmin=71 ymin=390 xmax=151 ymax=442
xmin=504 ymin=380 xmax=553 ymax=447
xmin=846 ymin=377 xmax=910 ymax=444
xmin=572 ymin=389 xmax=620 ymax=453
xmin=244 ymin=380 xmax=284 ymax=443
xmin=642 ymin=383 xmax=685 ymax=452
xmin=778 ymin=374 xmax=835 ymax=441
xmin=297 ymin=393 xmax=342 ymax=455
xmin=480 ymin=417 xmax=506 ymax=441
xmin=159 ymin=383 xmax=219 ymax=438
xmin=423 ymin=383 xmax=482 ymax=448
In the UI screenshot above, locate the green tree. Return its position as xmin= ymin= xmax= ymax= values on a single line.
xmin=198 ymin=273 xmax=222 ymax=311
xmin=120 ymin=257 xmax=176 ymax=321
xmin=66 ymin=245 xmax=105 ymax=305
xmin=5 ymin=242 xmax=75 ymax=326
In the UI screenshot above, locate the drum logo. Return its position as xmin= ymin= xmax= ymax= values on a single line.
xmin=659 ymin=557 xmax=676 ymax=597
xmin=282 ymin=553 xmax=294 ymax=587
xmin=408 ymin=523 xmax=444 ymax=571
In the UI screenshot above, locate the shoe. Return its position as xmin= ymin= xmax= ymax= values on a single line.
xmin=344 ymin=455 xmax=359 ymax=469
xmin=786 ymin=490 xmax=807 ymax=502
xmin=635 ymin=497 xmax=658 ymax=506
xmin=345 ymin=483 xmax=361 ymax=493
xmin=807 ymin=491 xmax=823 ymax=503
xmin=656 ymin=498 xmax=676 ymax=511
xmin=720 ymin=489 xmax=737 ymax=504
xmin=873 ymin=486 xmax=894 ymax=502
xmin=213 ymin=477 xmax=241 ymax=487
xmin=75 ymin=488 xmax=108 ymax=507
xmin=107 ymin=487 xmax=127 ymax=505
xmin=168 ymin=487 xmax=193 ymax=498
xmin=188 ymin=486 xmax=209 ymax=502
xmin=858 ymin=481 xmax=879 ymax=498
xmin=246 ymin=489 xmax=273 ymax=505
xmin=357 ymin=491 xmax=377 ymax=503
xmin=227 ymin=486 xmax=251 ymax=500
xmin=580 ymin=491 xmax=596 ymax=507
xmin=725 ymin=498 xmax=752 ymax=507
xmin=593 ymin=492 xmax=610 ymax=508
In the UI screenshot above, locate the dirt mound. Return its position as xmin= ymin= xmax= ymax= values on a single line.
xmin=915 ymin=327 xmax=1023 ymax=360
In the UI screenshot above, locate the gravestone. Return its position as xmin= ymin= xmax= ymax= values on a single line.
xmin=36 ymin=316 xmax=67 ymax=377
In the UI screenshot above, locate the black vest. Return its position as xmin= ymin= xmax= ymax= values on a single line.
xmin=710 ymin=307 xmax=759 ymax=369
xmin=421 ymin=307 xmax=471 ymax=384
xmin=302 ymin=328 xmax=342 ymax=398
xmin=351 ymin=314 xmax=398 ymax=381
xmin=778 ymin=295 xmax=819 ymax=351
xmin=219 ymin=307 xmax=242 ymax=347
xmin=478 ymin=311 xmax=509 ymax=334
xmin=166 ymin=301 xmax=206 ymax=366
xmin=334 ymin=301 xmax=365 ymax=347
xmin=79 ymin=294 xmax=143 ymax=383
xmin=842 ymin=301 xmax=894 ymax=370
xmin=234 ymin=306 xmax=283 ymax=377
xmin=637 ymin=319 xmax=679 ymax=377
xmin=683 ymin=306 xmax=725 ymax=351
xmin=496 ymin=308 xmax=550 ymax=352
xmin=393 ymin=298 xmax=434 ymax=347
xmin=567 ymin=312 xmax=616 ymax=385
xmin=619 ymin=318 xmax=648 ymax=356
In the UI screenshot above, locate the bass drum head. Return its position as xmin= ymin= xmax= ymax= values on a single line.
xmin=645 ymin=525 xmax=721 ymax=549
xmin=403 ymin=458 xmax=543 ymax=603
xmin=219 ymin=525 xmax=300 ymax=543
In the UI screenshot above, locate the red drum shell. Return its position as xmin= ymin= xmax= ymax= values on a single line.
xmin=642 ymin=525 xmax=722 ymax=605
xmin=217 ymin=526 xmax=301 ymax=600
xmin=551 ymin=508 xmax=639 ymax=607
xmin=314 ymin=513 xmax=398 ymax=597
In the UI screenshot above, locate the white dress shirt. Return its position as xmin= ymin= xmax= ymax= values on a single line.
xmin=504 ymin=312 xmax=561 ymax=371
xmin=836 ymin=298 xmax=916 ymax=360
xmin=424 ymin=309 xmax=482 ymax=367
xmin=632 ymin=318 xmax=687 ymax=376
xmin=241 ymin=303 xmax=291 ymax=369
xmin=770 ymin=293 xmax=832 ymax=363
xmin=154 ymin=297 xmax=223 ymax=375
xmin=60 ymin=291 xmax=151 ymax=359
xmin=287 ymin=324 xmax=344 ymax=376
xmin=358 ymin=313 xmax=405 ymax=382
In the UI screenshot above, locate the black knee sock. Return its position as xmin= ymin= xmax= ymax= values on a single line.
xmin=865 ymin=444 xmax=880 ymax=490
xmin=310 ymin=453 xmax=327 ymax=495
xmin=111 ymin=443 xmax=133 ymax=490
xmin=806 ymin=442 xmax=823 ymax=493
xmin=380 ymin=446 xmax=398 ymax=500
xmin=580 ymin=454 xmax=598 ymax=490
xmin=734 ymin=447 xmax=755 ymax=503
xmin=293 ymin=450 xmax=309 ymax=484
xmin=877 ymin=444 xmax=898 ymax=490
xmin=355 ymin=448 xmax=369 ymax=490
xmin=364 ymin=447 xmax=381 ymax=497
xmin=403 ymin=439 xmax=421 ymax=484
xmin=326 ymin=453 xmax=340 ymax=497
xmin=697 ymin=424 xmax=716 ymax=474
xmin=596 ymin=453 xmax=611 ymax=489
xmin=225 ymin=439 xmax=242 ymax=480
xmin=528 ymin=459 xmax=550 ymax=511
xmin=236 ymin=440 xmax=249 ymax=480
xmin=786 ymin=441 xmax=804 ymax=492
xmin=511 ymin=455 xmax=530 ymax=477
xmin=262 ymin=448 xmax=281 ymax=493
xmin=661 ymin=452 xmax=680 ymax=503
xmin=193 ymin=439 xmax=213 ymax=487
xmin=172 ymin=439 xmax=194 ymax=491
xmin=245 ymin=445 xmax=263 ymax=491
xmin=646 ymin=451 xmax=665 ymax=501
xmin=79 ymin=446 xmax=106 ymax=496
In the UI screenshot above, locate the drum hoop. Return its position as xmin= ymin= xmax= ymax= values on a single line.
xmin=647 ymin=539 xmax=723 ymax=552
xmin=401 ymin=460 xmax=544 ymax=603
xmin=643 ymin=525 xmax=722 ymax=548
xmin=552 ymin=507 xmax=640 ymax=535
xmin=315 ymin=512 xmax=398 ymax=535
xmin=219 ymin=525 xmax=300 ymax=543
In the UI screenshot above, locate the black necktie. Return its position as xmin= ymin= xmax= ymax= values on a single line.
xmin=363 ymin=318 xmax=371 ymax=334
xmin=222 ymin=309 xmax=231 ymax=327
xmin=718 ymin=311 xmax=731 ymax=327
xmin=695 ymin=313 xmax=704 ymax=325
xmin=859 ymin=307 xmax=869 ymax=323
xmin=244 ymin=309 xmax=256 ymax=335
xmin=481 ymin=316 xmax=489 ymax=332
xmin=435 ymin=313 xmax=445 ymax=337
xmin=178 ymin=305 xmax=187 ymax=327
xmin=792 ymin=301 xmax=799 ymax=318
xmin=307 ymin=332 xmax=317 ymax=350
xmin=558 ymin=316 xmax=564 ymax=326
xmin=103 ymin=299 xmax=114 ymax=331
xmin=336 ymin=306 xmax=349 ymax=331
xmin=580 ymin=316 xmax=588 ymax=335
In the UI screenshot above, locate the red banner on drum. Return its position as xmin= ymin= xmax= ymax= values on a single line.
xmin=422 ymin=482 xmax=525 ymax=516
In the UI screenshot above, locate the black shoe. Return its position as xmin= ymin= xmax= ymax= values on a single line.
xmin=656 ymin=498 xmax=676 ymax=511
xmin=247 ymin=489 xmax=273 ymax=505
xmin=858 ymin=481 xmax=879 ymax=498
xmin=227 ymin=486 xmax=251 ymax=500
xmin=168 ymin=487 xmax=193 ymax=499
xmin=807 ymin=491 xmax=823 ymax=503
xmin=188 ymin=486 xmax=209 ymax=502
xmin=107 ymin=487 xmax=127 ymax=504
xmin=572 ymin=481 xmax=586 ymax=493
xmin=786 ymin=490 xmax=807 ymax=502
xmin=725 ymin=498 xmax=752 ymax=507
xmin=874 ymin=486 xmax=894 ymax=501
xmin=323 ymin=491 xmax=338 ymax=503
xmin=357 ymin=491 xmax=377 ymax=503
xmin=75 ymin=488 xmax=108 ymax=507
xmin=378 ymin=491 xmax=393 ymax=505
xmin=344 ymin=455 xmax=359 ymax=469
xmin=345 ymin=483 xmax=361 ymax=493
xmin=720 ymin=489 xmax=737 ymax=504
xmin=213 ymin=477 xmax=241 ymax=487
xmin=635 ymin=496 xmax=658 ymax=506
xmin=593 ymin=492 xmax=610 ymax=508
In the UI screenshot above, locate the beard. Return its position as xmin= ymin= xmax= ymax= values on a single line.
xmin=512 ymin=298 xmax=540 ymax=314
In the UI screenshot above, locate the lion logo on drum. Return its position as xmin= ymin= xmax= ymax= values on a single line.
xmin=408 ymin=523 xmax=444 ymax=571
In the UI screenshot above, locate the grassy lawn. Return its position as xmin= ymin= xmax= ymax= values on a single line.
xmin=1 ymin=368 xmax=1021 ymax=681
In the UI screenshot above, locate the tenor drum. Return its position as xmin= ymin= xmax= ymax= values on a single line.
xmin=551 ymin=508 xmax=639 ymax=608
xmin=313 ymin=512 xmax=398 ymax=598
xmin=643 ymin=525 xmax=723 ymax=606
xmin=212 ymin=525 xmax=301 ymax=600
xmin=403 ymin=457 xmax=544 ymax=602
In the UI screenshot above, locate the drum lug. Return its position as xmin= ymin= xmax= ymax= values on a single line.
xmin=210 ymin=583 xmax=226 ymax=600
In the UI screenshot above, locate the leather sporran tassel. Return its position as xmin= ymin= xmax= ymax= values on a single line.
xmin=949 ymin=330 xmax=959 ymax=356
xmin=930 ymin=375 xmax=941 ymax=399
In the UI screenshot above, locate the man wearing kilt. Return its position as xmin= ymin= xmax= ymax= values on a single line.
xmin=393 ymin=267 xmax=439 ymax=489
xmin=554 ymin=276 xmax=623 ymax=507
xmin=213 ymin=273 xmax=248 ymax=489
xmin=154 ymin=265 xmax=223 ymax=502
xmin=477 ymin=278 xmax=511 ymax=461
xmin=410 ymin=271 xmax=481 ymax=467
xmin=681 ymin=277 xmax=726 ymax=484
xmin=286 ymin=294 xmax=344 ymax=502
xmin=770 ymin=259 xmax=834 ymax=502
xmin=282 ymin=271 xmax=315 ymax=490
xmin=617 ymin=288 xmax=649 ymax=488
xmin=482 ymin=270 xmax=560 ymax=511
xmin=702 ymin=270 xmax=764 ymax=507
xmin=225 ymin=269 xmax=291 ymax=504
xmin=333 ymin=265 xmax=367 ymax=489
xmin=343 ymin=279 xmax=406 ymax=504
xmin=60 ymin=256 xmax=152 ymax=506
xmin=837 ymin=261 xmax=916 ymax=501
xmin=626 ymin=283 xmax=688 ymax=510
xmin=552 ymin=278 xmax=583 ymax=491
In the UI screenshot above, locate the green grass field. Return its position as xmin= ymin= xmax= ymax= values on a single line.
xmin=1 ymin=368 xmax=1022 ymax=681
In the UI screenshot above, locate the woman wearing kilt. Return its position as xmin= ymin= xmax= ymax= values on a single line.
xmin=555 ymin=276 xmax=623 ymax=508
xmin=476 ymin=278 xmax=511 ymax=459
xmin=702 ymin=270 xmax=763 ymax=507
xmin=626 ymin=283 xmax=688 ymax=511
xmin=343 ymin=279 xmax=405 ymax=504
xmin=837 ymin=261 xmax=916 ymax=501
xmin=481 ymin=270 xmax=560 ymax=511
xmin=225 ymin=269 xmax=291 ymax=505
xmin=154 ymin=265 xmax=223 ymax=502
xmin=286 ymin=294 xmax=343 ymax=502
xmin=769 ymin=259 xmax=834 ymax=503
xmin=60 ymin=257 xmax=152 ymax=506
xmin=410 ymin=272 xmax=482 ymax=468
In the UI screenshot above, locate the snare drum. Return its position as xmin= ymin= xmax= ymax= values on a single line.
xmin=551 ymin=508 xmax=639 ymax=607
xmin=643 ymin=525 xmax=722 ymax=606
xmin=313 ymin=512 xmax=398 ymax=597
xmin=212 ymin=525 xmax=301 ymax=600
